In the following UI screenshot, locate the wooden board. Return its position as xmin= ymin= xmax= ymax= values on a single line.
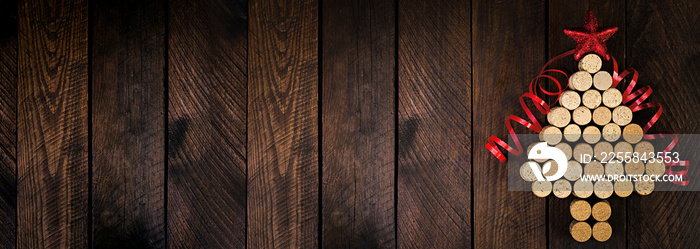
xmin=17 ymin=0 xmax=89 ymax=248
xmin=0 ymin=0 xmax=17 ymax=247
xmin=248 ymin=0 xmax=319 ymax=247
xmin=472 ymin=0 xmax=546 ymax=248
xmin=547 ymin=2 xmax=626 ymax=248
xmin=321 ymin=0 xmax=395 ymax=248
xmin=397 ymin=0 xmax=471 ymax=247
xmin=3 ymin=1 xmax=700 ymax=248
xmin=91 ymin=0 xmax=165 ymax=247
xmin=626 ymin=1 xmax=700 ymax=248
xmin=168 ymin=0 xmax=248 ymax=248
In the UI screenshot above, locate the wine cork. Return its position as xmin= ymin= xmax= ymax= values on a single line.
xmin=569 ymin=71 xmax=593 ymax=91
xmin=553 ymin=179 xmax=572 ymax=198
xmin=625 ymin=161 xmax=645 ymax=176
xmin=602 ymin=88 xmax=623 ymax=108
xmin=634 ymin=141 xmax=654 ymax=156
xmin=540 ymin=126 xmax=563 ymax=145
xmin=547 ymin=107 xmax=571 ymax=128
xmin=646 ymin=161 xmax=666 ymax=177
xmin=582 ymin=126 xmax=601 ymax=144
xmin=591 ymin=200 xmax=611 ymax=221
xmin=614 ymin=141 xmax=633 ymax=156
xmin=582 ymin=90 xmax=602 ymax=109
xmin=594 ymin=142 xmax=613 ymax=161
xmin=579 ymin=54 xmax=603 ymax=74
xmin=573 ymin=179 xmax=594 ymax=198
xmin=602 ymin=123 xmax=622 ymax=142
xmin=564 ymin=124 xmax=582 ymax=142
xmin=614 ymin=180 xmax=634 ymax=197
xmin=570 ymin=221 xmax=592 ymax=243
xmin=572 ymin=106 xmax=591 ymax=125
xmin=573 ymin=143 xmax=593 ymax=164
xmin=560 ymin=90 xmax=581 ymax=110
xmin=584 ymin=161 xmax=604 ymax=178
xmin=593 ymin=71 xmax=613 ymax=90
xmin=612 ymin=105 xmax=633 ymax=126
xmin=592 ymin=221 xmax=613 ymax=242
xmin=622 ymin=123 xmax=644 ymax=144
xmin=543 ymin=160 xmax=560 ymax=178
xmin=565 ymin=160 xmax=583 ymax=181
xmin=532 ymin=180 xmax=553 ymax=197
xmin=592 ymin=106 xmax=611 ymax=126
xmin=520 ymin=161 xmax=540 ymax=182
xmin=528 ymin=143 xmax=548 ymax=163
xmin=635 ymin=179 xmax=654 ymax=196
xmin=606 ymin=161 xmax=625 ymax=178
xmin=594 ymin=180 xmax=613 ymax=199
xmin=570 ymin=199 xmax=592 ymax=221
xmin=555 ymin=143 xmax=573 ymax=160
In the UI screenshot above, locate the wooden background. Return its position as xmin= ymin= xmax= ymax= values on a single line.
xmin=0 ymin=0 xmax=698 ymax=248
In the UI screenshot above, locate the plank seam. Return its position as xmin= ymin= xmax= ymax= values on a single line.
xmin=544 ymin=1 xmax=550 ymax=249
xmin=87 ymin=0 xmax=94 ymax=246
xmin=318 ymin=0 xmax=324 ymax=247
xmin=394 ymin=0 xmax=399 ymax=246
xmin=14 ymin=6 xmax=18 ymax=248
xmin=163 ymin=0 xmax=170 ymax=246
xmin=470 ymin=0 xmax=475 ymax=247
xmin=624 ymin=1 xmax=628 ymax=248
xmin=245 ymin=0 xmax=249 ymax=247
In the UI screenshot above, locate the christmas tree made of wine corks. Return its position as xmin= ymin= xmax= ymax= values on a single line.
xmin=515 ymin=11 xmax=668 ymax=243
xmin=487 ymin=10 xmax=688 ymax=243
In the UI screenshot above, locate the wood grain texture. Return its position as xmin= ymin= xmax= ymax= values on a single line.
xmin=547 ymin=2 xmax=626 ymax=248
xmin=248 ymin=0 xmax=318 ymax=247
xmin=321 ymin=0 xmax=395 ymax=248
xmin=0 ymin=0 xmax=17 ymax=248
xmin=17 ymin=0 xmax=89 ymax=248
xmin=168 ymin=0 xmax=247 ymax=248
xmin=472 ymin=1 xmax=546 ymax=248
xmin=397 ymin=0 xmax=471 ymax=247
xmin=92 ymin=0 xmax=165 ymax=248
xmin=626 ymin=1 xmax=700 ymax=248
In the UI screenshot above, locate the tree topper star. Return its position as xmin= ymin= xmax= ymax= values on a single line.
xmin=564 ymin=10 xmax=618 ymax=61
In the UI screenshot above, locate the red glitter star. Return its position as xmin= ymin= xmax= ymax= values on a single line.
xmin=564 ymin=11 xmax=618 ymax=61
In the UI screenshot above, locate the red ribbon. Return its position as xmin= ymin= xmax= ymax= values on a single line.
xmin=486 ymin=50 xmax=689 ymax=186
xmin=610 ymin=57 xmax=689 ymax=186
xmin=485 ymin=50 xmax=573 ymax=162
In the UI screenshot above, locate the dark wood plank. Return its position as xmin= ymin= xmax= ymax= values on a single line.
xmin=17 ymin=0 xmax=89 ymax=248
xmin=168 ymin=0 xmax=247 ymax=247
xmin=248 ymin=0 xmax=318 ymax=247
xmin=91 ymin=0 xmax=165 ymax=247
xmin=321 ymin=0 xmax=395 ymax=248
xmin=397 ymin=0 xmax=471 ymax=247
xmin=626 ymin=1 xmax=700 ymax=248
xmin=473 ymin=1 xmax=546 ymax=248
xmin=0 ymin=0 xmax=17 ymax=248
xmin=547 ymin=3 xmax=626 ymax=248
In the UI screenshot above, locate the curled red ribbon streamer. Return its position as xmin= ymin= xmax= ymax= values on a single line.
xmin=485 ymin=50 xmax=573 ymax=162
xmin=486 ymin=50 xmax=690 ymax=186
xmin=610 ymin=57 xmax=689 ymax=186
